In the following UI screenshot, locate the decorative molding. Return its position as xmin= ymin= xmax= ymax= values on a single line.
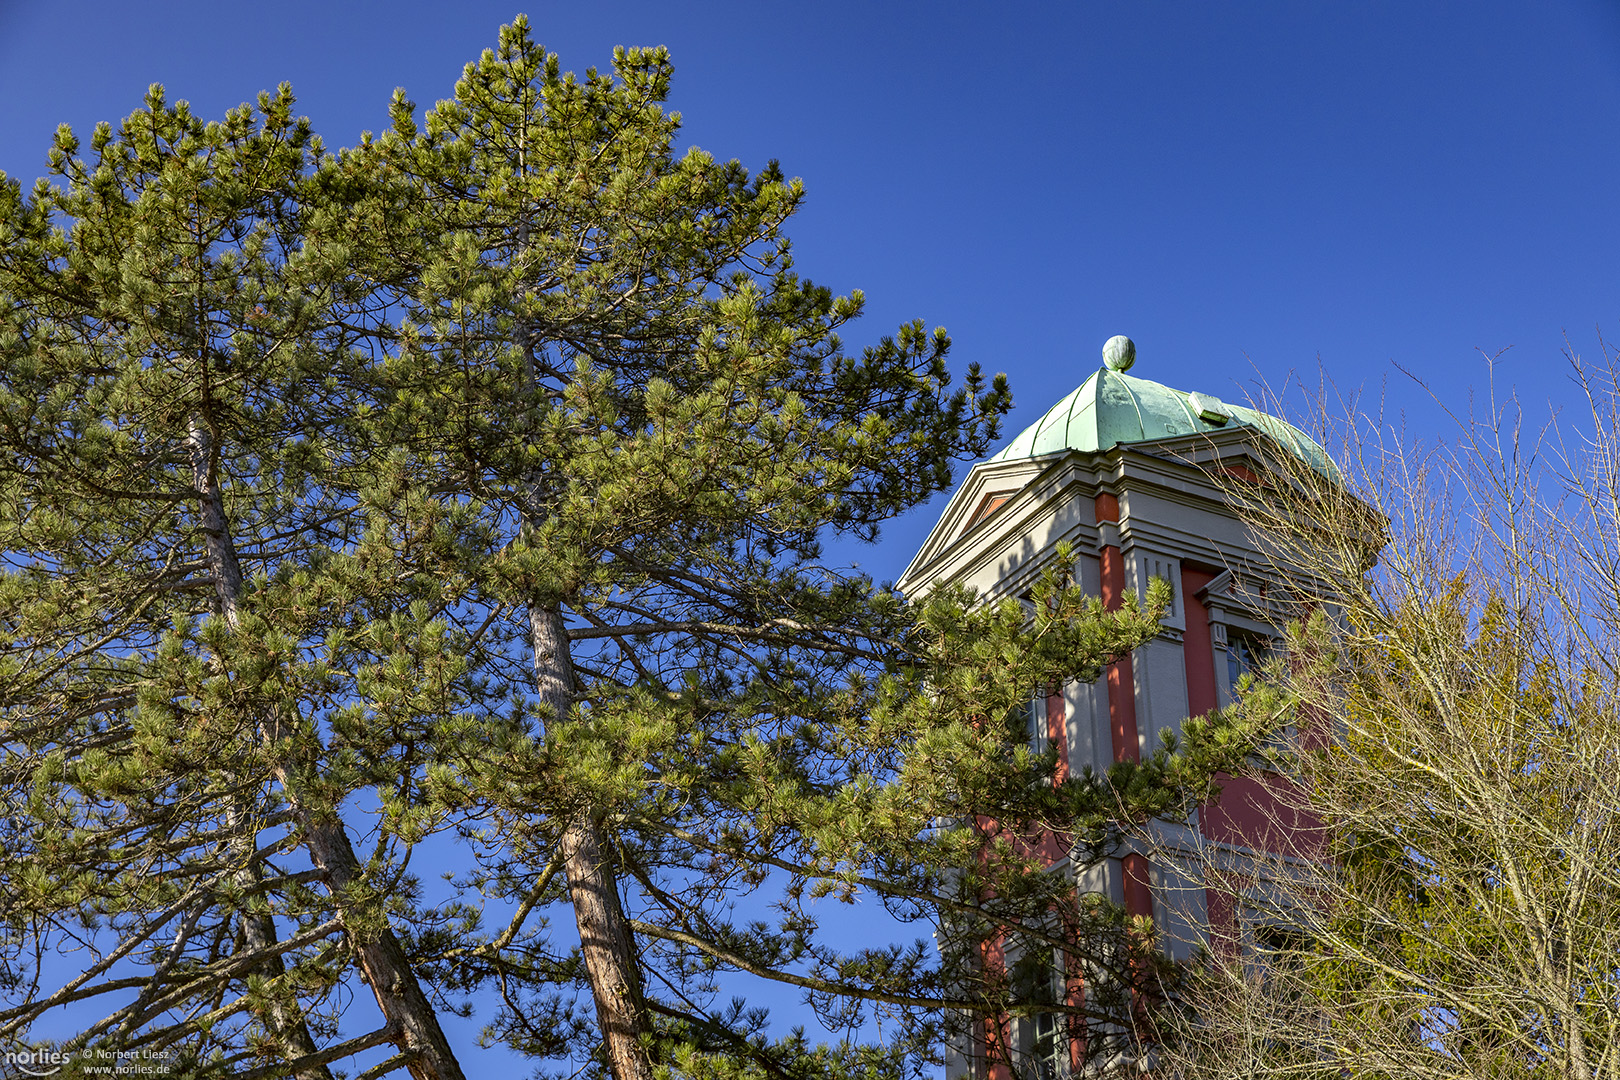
xmin=896 ymin=454 xmax=1091 ymax=595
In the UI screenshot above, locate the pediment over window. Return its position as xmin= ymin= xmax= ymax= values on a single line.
xmin=896 ymin=456 xmax=1056 ymax=595
xmin=1196 ymin=568 xmax=1284 ymax=632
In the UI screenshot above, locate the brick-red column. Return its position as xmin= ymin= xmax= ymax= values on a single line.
xmin=1181 ymin=567 xmax=1218 ymax=719
xmin=981 ymin=934 xmax=1011 ymax=1080
xmin=1180 ymin=567 xmax=1232 ymax=941
xmin=1122 ymin=852 xmax=1153 ymax=921
xmin=1096 ymin=494 xmax=1139 ymax=765
xmin=1098 ymin=494 xmax=1152 ymax=928
xmin=1046 ymin=686 xmax=1067 ymax=784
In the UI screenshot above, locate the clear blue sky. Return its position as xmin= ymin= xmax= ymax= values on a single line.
xmin=3 ymin=1 xmax=1617 ymax=1067
xmin=4 ymin=1 xmax=1618 ymax=575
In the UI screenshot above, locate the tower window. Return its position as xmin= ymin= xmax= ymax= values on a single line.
xmin=1014 ymin=696 xmax=1048 ymax=755
xmin=1226 ymin=631 xmax=1274 ymax=695
xmin=1012 ymin=947 xmax=1068 ymax=1079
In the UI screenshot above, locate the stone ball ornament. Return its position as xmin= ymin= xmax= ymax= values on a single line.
xmin=1102 ymin=335 xmax=1136 ymax=372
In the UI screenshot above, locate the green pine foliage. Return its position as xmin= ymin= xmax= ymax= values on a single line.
xmin=0 ymin=20 xmax=1262 ymax=1080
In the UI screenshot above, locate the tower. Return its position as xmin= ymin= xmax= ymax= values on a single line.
xmin=897 ymin=338 xmax=1330 ymax=1077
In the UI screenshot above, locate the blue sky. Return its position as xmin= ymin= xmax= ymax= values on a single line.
xmin=3 ymin=1 xmax=1618 ymax=1068
xmin=4 ymin=1 xmax=1619 ymax=575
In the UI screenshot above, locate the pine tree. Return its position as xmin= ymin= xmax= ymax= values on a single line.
xmin=330 ymin=19 xmax=1263 ymax=1080
xmin=0 ymin=23 xmax=1262 ymax=1080
xmin=0 ymin=87 xmax=471 ymax=1078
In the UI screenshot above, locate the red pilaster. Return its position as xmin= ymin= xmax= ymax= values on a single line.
xmin=1098 ymin=541 xmax=1140 ymax=765
xmin=981 ymin=935 xmax=1011 ymax=1080
xmin=1203 ymin=882 xmax=1238 ymax=960
xmin=1181 ymin=567 xmax=1218 ymax=718
xmin=1180 ymin=566 xmax=1232 ymax=944
xmin=1122 ymin=852 xmax=1153 ymax=920
xmin=1046 ymin=686 xmax=1067 ymax=783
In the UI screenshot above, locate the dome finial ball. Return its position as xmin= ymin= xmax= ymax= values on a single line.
xmin=1102 ymin=335 xmax=1136 ymax=372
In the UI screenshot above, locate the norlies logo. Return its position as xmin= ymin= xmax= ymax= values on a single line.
xmin=0 ymin=1046 xmax=70 ymax=1078
xmin=1 ymin=1046 xmax=180 ymax=1077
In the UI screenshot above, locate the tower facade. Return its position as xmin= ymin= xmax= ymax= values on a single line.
xmin=896 ymin=341 xmax=1327 ymax=1078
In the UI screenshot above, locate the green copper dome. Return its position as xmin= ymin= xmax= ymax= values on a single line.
xmin=986 ymin=364 xmax=1333 ymax=477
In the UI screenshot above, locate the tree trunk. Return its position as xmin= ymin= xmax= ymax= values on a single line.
xmin=229 ymin=805 xmax=332 ymax=1080
xmin=188 ymin=419 xmax=466 ymax=1080
xmin=298 ymin=813 xmax=468 ymax=1080
xmin=191 ymin=419 xmax=333 ymax=1080
xmin=530 ymin=604 xmax=653 ymax=1080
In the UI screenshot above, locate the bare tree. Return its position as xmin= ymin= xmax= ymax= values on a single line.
xmin=1159 ymin=350 xmax=1620 ymax=1080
